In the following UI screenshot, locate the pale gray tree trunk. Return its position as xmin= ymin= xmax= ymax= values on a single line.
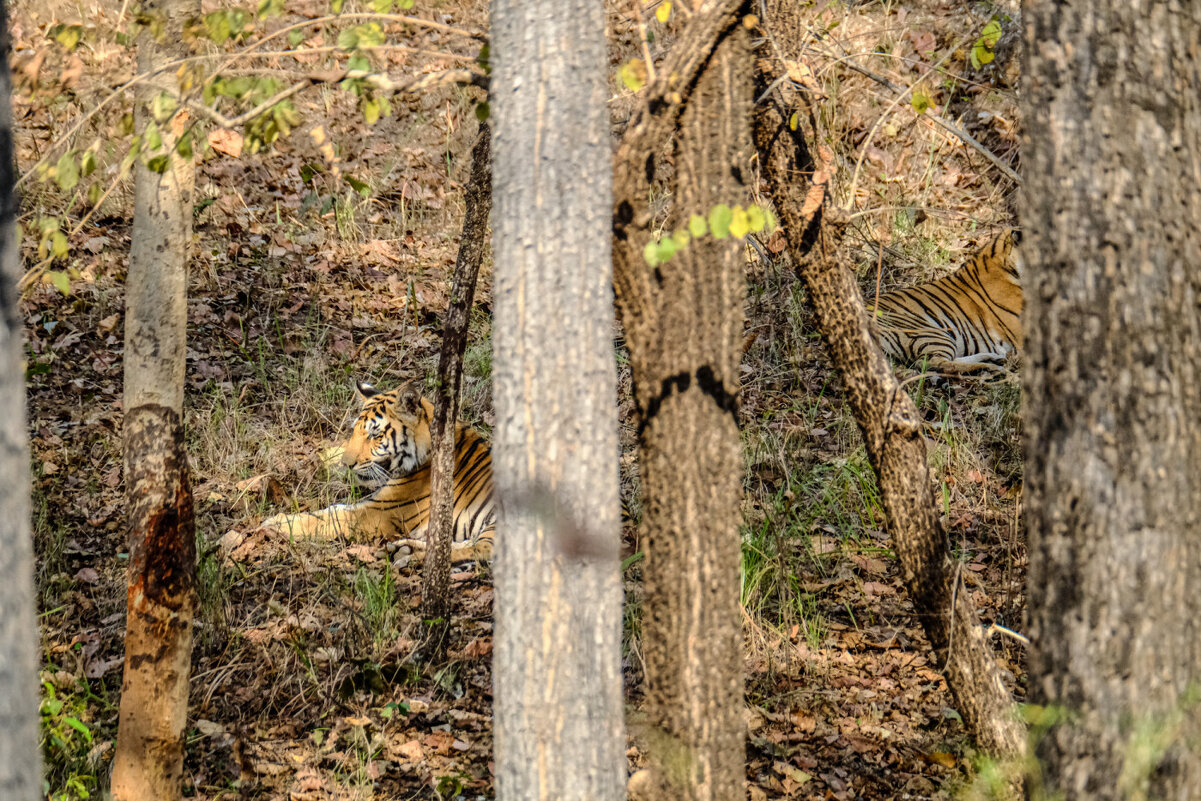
xmin=1023 ymin=3 xmax=1201 ymax=799
xmin=490 ymin=0 xmax=625 ymax=798
xmin=111 ymin=0 xmax=199 ymax=797
xmin=0 ymin=0 xmax=43 ymax=796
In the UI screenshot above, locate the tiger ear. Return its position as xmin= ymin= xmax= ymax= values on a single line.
xmin=355 ymin=380 xmax=380 ymax=401
xmin=396 ymin=384 xmax=423 ymax=417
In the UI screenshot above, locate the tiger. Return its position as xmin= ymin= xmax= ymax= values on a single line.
xmin=873 ymin=228 xmax=1022 ymax=376
xmin=261 ymin=380 xmax=496 ymax=565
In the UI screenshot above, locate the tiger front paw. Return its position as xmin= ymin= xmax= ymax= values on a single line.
xmin=387 ymin=538 xmax=428 ymax=567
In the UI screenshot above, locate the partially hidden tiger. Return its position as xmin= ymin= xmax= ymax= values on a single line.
xmin=873 ymin=228 xmax=1022 ymax=376
xmin=261 ymin=380 xmax=496 ymax=565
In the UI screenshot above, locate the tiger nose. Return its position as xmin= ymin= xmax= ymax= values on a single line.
xmin=341 ymin=448 xmax=356 ymax=468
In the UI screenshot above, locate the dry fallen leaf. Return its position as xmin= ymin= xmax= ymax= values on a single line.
xmin=208 ymin=129 xmax=243 ymax=158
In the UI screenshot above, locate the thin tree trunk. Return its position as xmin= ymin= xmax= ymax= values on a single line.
xmin=0 ymin=0 xmax=43 ymax=796
xmin=490 ymin=0 xmax=624 ymax=798
xmin=421 ymin=121 xmax=491 ymax=647
xmin=1022 ymin=4 xmax=1201 ymax=798
xmin=751 ymin=47 xmax=1024 ymax=760
xmin=614 ymin=6 xmax=751 ymax=799
xmin=111 ymin=0 xmax=199 ymax=797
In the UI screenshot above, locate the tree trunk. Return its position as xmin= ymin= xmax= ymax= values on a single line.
xmin=614 ymin=7 xmax=751 ymax=800
xmin=0 ymin=0 xmax=43 ymax=796
xmin=489 ymin=0 xmax=624 ymax=799
xmin=111 ymin=0 xmax=199 ymax=797
xmin=1022 ymin=4 xmax=1201 ymax=798
xmin=750 ymin=45 xmax=1024 ymax=761
xmin=420 ymin=121 xmax=491 ymax=646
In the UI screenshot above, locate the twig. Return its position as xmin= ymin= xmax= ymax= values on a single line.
xmin=17 ymin=14 xmax=481 ymax=190
xmin=844 ymin=35 xmax=972 ymax=212
xmin=811 ymin=45 xmax=1021 ymax=186
xmin=631 ymin=0 xmax=657 ymax=83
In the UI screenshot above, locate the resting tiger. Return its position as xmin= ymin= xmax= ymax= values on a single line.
xmin=874 ymin=229 xmax=1022 ymax=375
xmin=262 ymin=381 xmax=495 ymax=565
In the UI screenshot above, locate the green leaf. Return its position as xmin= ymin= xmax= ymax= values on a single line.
xmin=363 ymin=96 xmax=382 ymax=125
xmin=258 ymin=0 xmax=285 ymax=18
xmin=176 ymin=131 xmax=194 ymax=159
xmin=331 ymin=0 xmax=345 ymax=12
xmin=204 ymin=10 xmax=232 ymax=45
xmin=50 ymin=232 xmax=69 ymax=259
xmin=345 ymin=175 xmax=371 ymax=197
xmin=144 ymin=121 xmax=163 ymax=151
xmin=729 ymin=205 xmax=750 ymax=239
xmin=87 ymin=183 xmax=102 ymax=206
xmin=688 ymin=214 xmax=708 ymax=238
xmin=708 ymin=204 xmax=732 ymax=239
xmin=474 ymin=101 xmax=490 ymax=122
xmin=654 ymin=237 xmax=678 ymax=263
xmin=911 ymin=87 xmax=933 ymax=114
xmin=670 ymin=229 xmax=690 ymax=250
xmin=789 ymin=111 xmax=799 ymax=131
xmin=619 ymin=59 xmax=647 ymax=92
xmin=971 ymin=19 xmax=1002 ymax=69
xmin=747 ymin=204 xmax=766 ymax=233
xmin=54 ymin=152 xmax=79 ymax=193
xmin=337 ymin=28 xmax=359 ymax=50
xmin=151 ymin=91 xmax=178 ymax=124
xmin=372 ymin=0 xmax=393 ymax=11
xmin=642 ymin=240 xmax=660 ymax=266
xmin=288 ymin=29 xmax=305 ymax=47
xmin=118 ymin=112 xmax=135 ymax=136
xmin=146 ymin=154 xmax=170 ymax=173
xmin=355 ymin=23 xmax=385 ymax=47
xmin=347 ymin=54 xmax=370 ymax=72
xmin=80 ymin=149 xmax=98 ymax=177
xmin=63 ymin=717 xmax=92 ymax=742
xmin=52 ymin=24 xmax=83 ymax=51
xmin=399 ymin=0 xmax=414 ymax=8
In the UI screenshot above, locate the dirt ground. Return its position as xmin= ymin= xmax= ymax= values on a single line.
xmin=17 ymin=0 xmax=1025 ymax=798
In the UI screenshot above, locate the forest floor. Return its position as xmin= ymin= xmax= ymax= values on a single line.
xmin=18 ymin=0 xmax=1024 ymax=798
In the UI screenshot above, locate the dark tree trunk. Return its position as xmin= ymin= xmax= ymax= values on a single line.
xmin=111 ymin=0 xmax=199 ymax=797
xmin=420 ymin=121 xmax=491 ymax=646
xmin=490 ymin=0 xmax=625 ymax=798
xmin=750 ymin=9 xmax=1023 ymax=761
xmin=0 ymin=0 xmax=43 ymax=796
xmin=1022 ymin=3 xmax=1201 ymax=798
xmin=613 ymin=5 xmax=751 ymax=799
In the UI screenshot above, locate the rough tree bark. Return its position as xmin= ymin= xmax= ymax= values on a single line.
xmin=0 ymin=0 xmax=43 ymax=796
xmin=489 ymin=0 xmax=624 ymax=798
xmin=613 ymin=4 xmax=750 ymax=799
xmin=111 ymin=0 xmax=199 ymax=797
xmin=420 ymin=121 xmax=491 ymax=644
xmin=750 ymin=16 xmax=1024 ymax=760
xmin=1022 ymin=4 xmax=1201 ymax=798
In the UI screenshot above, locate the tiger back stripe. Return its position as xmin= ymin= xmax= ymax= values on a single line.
xmin=874 ymin=229 xmax=1022 ymax=374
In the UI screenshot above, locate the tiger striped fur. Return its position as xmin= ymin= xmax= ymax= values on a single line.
xmin=262 ymin=381 xmax=495 ymax=565
xmin=874 ymin=229 xmax=1022 ymax=375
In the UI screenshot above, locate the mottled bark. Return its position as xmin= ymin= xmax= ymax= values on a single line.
xmin=1022 ymin=4 xmax=1201 ymax=799
xmin=112 ymin=0 xmax=199 ymax=797
xmin=613 ymin=4 xmax=750 ymax=799
xmin=421 ymin=122 xmax=492 ymax=642
xmin=489 ymin=0 xmax=624 ymax=798
xmin=751 ymin=28 xmax=1024 ymax=761
xmin=0 ymin=0 xmax=42 ymax=796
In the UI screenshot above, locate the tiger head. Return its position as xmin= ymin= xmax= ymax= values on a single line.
xmin=341 ymin=381 xmax=433 ymax=489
